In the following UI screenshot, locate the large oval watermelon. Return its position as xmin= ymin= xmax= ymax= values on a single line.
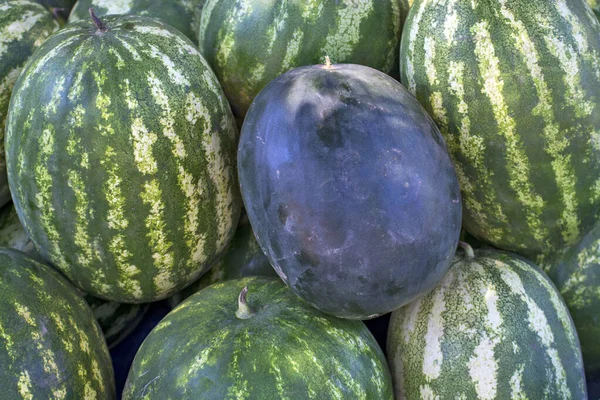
xmin=199 ymin=0 xmax=408 ymax=117
xmin=387 ymin=245 xmax=587 ymax=399
xmin=167 ymin=217 xmax=277 ymax=307
xmin=0 ymin=202 xmax=150 ymax=349
xmin=5 ymin=12 xmax=241 ymax=303
xmin=545 ymin=222 xmax=600 ymax=377
xmin=238 ymin=62 xmax=462 ymax=319
xmin=0 ymin=1 xmax=59 ymax=210
xmin=124 ymin=276 xmax=393 ymax=398
xmin=401 ymin=0 xmax=600 ymax=265
xmin=0 ymin=248 xmax=115 ymax=398
xmin=69 ymin=0 xmax=204 ymax=44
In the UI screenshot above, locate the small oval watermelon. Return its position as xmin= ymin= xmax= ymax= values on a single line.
xmin=124 ymin=277 xmax=393 ymax=399
xmin=238 ymin=62 xmax=462 ymax=319
xmin=387 ymin=245 xmax=587 ymax=399
xmin=0 ymin=249 xmax=115 ymax=398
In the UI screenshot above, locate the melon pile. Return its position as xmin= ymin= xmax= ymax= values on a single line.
xmin=0 ymin=0 xmax=598 ymax=398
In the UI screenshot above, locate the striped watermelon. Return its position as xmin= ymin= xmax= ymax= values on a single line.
xmin=545 ymin=222 xmax=600 ymax=377
xmin=238 ymin=62 xmax=462 ymax=319
xmin=124 ymin=277 xmax=393 ymax=398
xmin=589 ymin=0 xmax=600 ymax=19
xmin=167 ymin=217 xmax=277 ymax=307
xmin=0 ymin=249 xmax=115 ymax=398
xmin=0 ymin=202 xmax=150 ymax=349
xmin=199 ymin=0 xmax=408 ymax=117
xmin=387 ymin=245 xmax=587 ymax=399
xmin=5 ymin=12 xmax=241 ymax=303
xmin=401 ymin=0 xmax=600 ymax=265
xmin=0 ymin=1 xmax=59 ymax=210
xmin=69 ymin=0 xmax=204 ymax=44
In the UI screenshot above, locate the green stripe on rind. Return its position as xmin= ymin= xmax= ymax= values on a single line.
xmin=124 ymin=277 xmax=393 ymax=399
xmin=387 ymin=249 xmax=587 ymax=400
xmin=0 ymin=1 xmax=59 ymax=209
xmin=0 ymin=249 xmax=115 ymax=399
xmin=545 ymin=221 xmax=600 ymax=377
xmin=68 ymin=0 xmax=204 ymax=44
xmin=6 ymin=15 xmax=241 ymax=303
xmin=401 ymin=0 xmax=600 ymax=264
xmin=199 ymin=0 xmax=408 ymax=117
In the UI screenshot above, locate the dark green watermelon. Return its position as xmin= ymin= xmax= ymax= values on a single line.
xmin=388 ymin=244 xmax=587 ymax=399
xmin=238 ymin=62 xmax=462 ymax=319
xmin=0 ymin=249 xmax=115 ymax=398
xmin=5 ymin=12 xmax=241 ymax=303
xmin=545 ymin=222 xmax=600 ymax=377
xmin=167 ymin=217 xmax=277 ymax=307
xmin=124 ymin=277 xmax=393 ymax=398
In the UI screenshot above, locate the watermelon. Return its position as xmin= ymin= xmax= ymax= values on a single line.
xmin=387 ymin=244 xmax=587 ymax=399
xmin=5 ymin=12 xmax=241 ymax=303
xmin=401 ymin=0 xmax=600 ymax=265
xmin=167 ymin=216 xmax=277 ymax=307
xmin=0 ymin=202 xmax=150 ymax=349
xmin=545 ymin=222 xmax=600 ymax=377
xmin=199 ymin=0 xmax=408 ymax=117
xmin=0 ymin=1 xmax=59 ymax=210
xmin=238 ymin=62 xmax=462 ymax=319
xmin=0 ymin=249 xmax=115 ymax=398
xmin=123 ymin=276 xmax=393 ymax=398
xmin=69 ymin=0 xmax=204 ymax=44
xmin=589 ymin=0 xmax=600 ymax=19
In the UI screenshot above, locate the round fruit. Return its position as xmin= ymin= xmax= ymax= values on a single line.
xmin=238 ymin=62 xmax=462 ymax=319
xmin=199 ymin=0 xmax=408 ymax=117
xmin=401 ymin=0 xmax=600 ymax=265
xmin=69 ymin=0 xmax=204 ymax=44
xmin=545 ymin=223 xmax=600 ymax=377
xmin=167 ymin=218 xmax=277 ymax=307
xmin=5 ymin=12 xmax=241 ymax=303
xmin=0 ymin=202 xmax=151 ymax=349
xmin=124 ymin=277 xmax=393 ymax=399
xmin=387 ymin=244 xmax=587 ymax=399
xmin=0 ymin=249 xmax=115 ymax=398
xmin=0 ymin=1 xmax=59 ymax=210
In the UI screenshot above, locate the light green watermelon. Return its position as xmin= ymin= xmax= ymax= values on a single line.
xmin=0 ymin=202 xmax=149 ymax=349
xmin=5 ymin=12 xmax=241 ymax=303
xmin=545 ymin=222 xmax=600 ymax=377
xmin=401 ymin=0 xmax=600 ymax=265
xmin=199 ymin=0 xmax=409 ymax=117
xmin=387 ymin=244 xmax=587 ymax=399
xmin=124 ymin=277 xmax=393 ymax=398
xmin=167 ymin=217 xmax=277 ymax=307
xmin=69 ymin=0 xmax=205 ymax=44
xmin=0 ymin=0 xmax=59 ymax=210
xmin=0 ymin=248 xmax=115 ymax=398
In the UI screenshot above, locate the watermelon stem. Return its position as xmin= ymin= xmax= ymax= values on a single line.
xmin=89 ymin=8 xmax=108 ymax=33
xmin=457 ymin=241 xmax=475 ymax=259
xmin=236 ymin=286 xmax=252 ymax=319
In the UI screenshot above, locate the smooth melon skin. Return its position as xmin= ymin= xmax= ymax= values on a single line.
xmin=387 ymin=246 xmax=587 ymax=400
xmin=238 ymin=63 xmax=462 ymax=319
xmin=0 ymin=1 xmax=59 ymax=210
xmin=123 ymin=277 xmax=394 ymax=399
xmin=199 ymin=0 xmax=408 ymax=118
xmin=0 ymin=249 xmax=115 ymax=399
xmin=401 ymin=0 xmax=600 ymax=266
xmin=69 ymin=0 xmax=204 ymax=44
xmin=167 ymin=217 xmax=278 ymax=307
xmin=5 ymin=14 xmax=241 ymax=303
xmin=545 ymin=222 xmax=600 ymax=377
